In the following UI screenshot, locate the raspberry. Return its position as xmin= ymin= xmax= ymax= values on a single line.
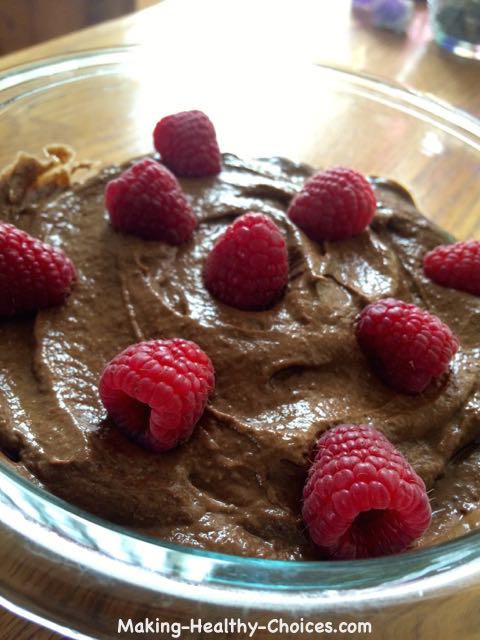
xmin=302 ymin=424 xmax=431 ymax=559
xmin=153 ymin=110 xmax=221 ymax=177
xmin=0 ymin=222 xmax=75 ymax=318
xmin=203 ymin=212 xmax=289 ymax=311
xmin=105 ymin=158 xmax=196 ymax=245
xmin=287 ymin=167 xmax=376 ymax=242
xmin=356 ymin=298 xmax=459 ymax=395
xmin=424 ymin=240 xmax=480 ymax=296
xmin=99 ymin=339 xmax=215 ymax=452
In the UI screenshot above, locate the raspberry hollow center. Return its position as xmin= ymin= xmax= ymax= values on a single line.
xmin=339 ymin=508 xmax=407 ymax=558
xmin=106 ymin=389 xmax=150 ymax=434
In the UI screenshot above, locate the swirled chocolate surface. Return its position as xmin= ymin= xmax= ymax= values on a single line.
xmin=0 ymin=151 xmax=479 ymax=559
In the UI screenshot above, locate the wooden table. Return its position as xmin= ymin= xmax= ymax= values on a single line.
xmin=0 ymin=1 xmax=478 ymax=638
xmin=0 ymin=0 xmax=478 ymax=116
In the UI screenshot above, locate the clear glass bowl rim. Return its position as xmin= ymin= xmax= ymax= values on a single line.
xmin=0 ymin=46 xmax=479 ymax=613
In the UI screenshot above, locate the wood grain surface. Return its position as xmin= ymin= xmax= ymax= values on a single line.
xmin=0 ymin=1 xmax=479 ymax=638
xmin=0 ymin=0 xmax=136 ymax=56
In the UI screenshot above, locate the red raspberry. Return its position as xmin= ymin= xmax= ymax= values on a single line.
xmin=424 ymin=240 xmax=480 ymax=296
xmin=99 ymin=339 xmax=215 ymax=452
xmin=153 ymin=110 xmax=221 ymax=178
xmin=356 ymin=298 xmax=459 ymax=395
xmin=105 ymin=158 xmax=196 ymax=245
xmin=203 ymin=212 xmax=289 ymax=311
xmin=303 ymin=424 xmax=431 ymax=559
xmin=287 ymin=167 xmax=376 ymax=242
xmin=0 ymin=222 xmax=75 ymax=318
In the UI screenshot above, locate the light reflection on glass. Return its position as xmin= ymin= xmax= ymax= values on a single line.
xmin=421 ymin=130 xmax=445 ymax=157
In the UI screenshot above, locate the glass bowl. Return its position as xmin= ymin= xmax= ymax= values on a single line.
xmin=0 ymin=47 xmax=479 ymax=640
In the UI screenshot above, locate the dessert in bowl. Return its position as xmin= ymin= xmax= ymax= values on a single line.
xmin=0 ymin=48 xmax=479 ymax=639
xmin=0 ymin=130 xmax=474 ymax=561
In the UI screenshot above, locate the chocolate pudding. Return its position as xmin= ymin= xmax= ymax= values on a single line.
xmin=0 ymin=148 xmax=479 ymax=560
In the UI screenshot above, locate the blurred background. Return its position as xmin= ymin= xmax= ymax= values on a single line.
xmin=1 ymin=0 xmax=479 ymax=64
xmin=0 ymin=0 xmax=162 ymax=55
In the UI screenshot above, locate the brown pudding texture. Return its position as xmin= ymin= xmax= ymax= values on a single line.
xmin=1 ymin=149 xmax=480 ymax=560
